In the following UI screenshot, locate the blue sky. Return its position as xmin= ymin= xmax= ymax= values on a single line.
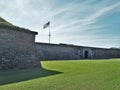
xmin=0 ymin=0 xmax=120 ymax=48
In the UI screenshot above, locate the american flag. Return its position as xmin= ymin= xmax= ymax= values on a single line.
xmin=43 ymin=21 xmax=50 ymax=29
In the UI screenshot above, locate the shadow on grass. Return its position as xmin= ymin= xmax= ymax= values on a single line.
xmin=0 ymin=67 xmax=62 ymax=85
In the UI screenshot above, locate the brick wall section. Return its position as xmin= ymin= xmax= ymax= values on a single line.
xmin=0 ymin=27 xmax=40 ymax=70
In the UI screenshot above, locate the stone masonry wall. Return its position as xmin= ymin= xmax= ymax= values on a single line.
xmin=0 ymin=27 xmax=40 ymax=69
xmin=36 ymin=43 xmax=120 ymax=60
xmin=93 ymin=48 xmax=120 ymax=59
xmin=36 ymin=43 xmax=84 ymax=60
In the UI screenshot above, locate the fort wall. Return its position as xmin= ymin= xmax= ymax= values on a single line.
xmin=36 ymin=43 xmax=120 ymax=60
xmin=0 ymin=24 xmax=120 ymax=70
xmin=0 ymin=27 xmax=40 ymax=69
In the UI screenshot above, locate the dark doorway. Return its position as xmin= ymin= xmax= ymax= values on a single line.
xmin=84 ymin=51 xmax=89 ymax=59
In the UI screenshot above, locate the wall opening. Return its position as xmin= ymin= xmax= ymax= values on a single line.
xmin=84 ymin=51 xmax=89 ymax=59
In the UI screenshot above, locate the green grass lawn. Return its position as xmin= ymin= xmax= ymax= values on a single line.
xmin=0 ymin=59 xmax=120 ymax=90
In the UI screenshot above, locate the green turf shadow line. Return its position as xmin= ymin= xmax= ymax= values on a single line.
xmin=0 ymin=68 xmax=62 ymax=85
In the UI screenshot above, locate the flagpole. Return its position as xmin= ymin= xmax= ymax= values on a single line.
xmin=48 ymin=24 xmax=51 ymax=44
xmin=43 ymin=21 xmax=51 ymax=43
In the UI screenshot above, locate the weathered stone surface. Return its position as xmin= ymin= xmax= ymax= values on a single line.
xmin=0 ymin=27 xmax=40 ymax=70
xmin=36 ymin=43 xmax=120 ymax=60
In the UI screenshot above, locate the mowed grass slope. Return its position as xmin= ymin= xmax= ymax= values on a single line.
xmin=0 ymin=59 xmax=120 ymax=90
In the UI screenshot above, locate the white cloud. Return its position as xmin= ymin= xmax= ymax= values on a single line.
xmin=0 ymin=0 xmax=120 ymax=48
xmin=52 ymin=2 xmax=120 ymax=33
